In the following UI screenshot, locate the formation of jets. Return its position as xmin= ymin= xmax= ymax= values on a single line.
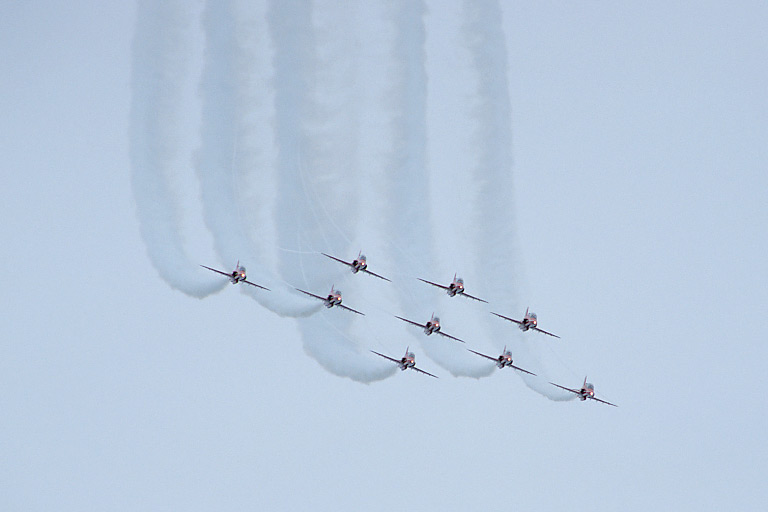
xmin=200 ymin=253 xmax=616 ymax=405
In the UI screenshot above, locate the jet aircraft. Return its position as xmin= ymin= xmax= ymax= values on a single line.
xmin=395 ymin=313 xmax=466 ymax=343
xmin=418 ymin=273 xmax=488 ymax=303
xmin=321 ymin=251 xmax=391 ymax=282
xmin=491 ymin=308 xmax=560 ymax=338
xmin=549 ymin=377 xmax=617 ymax=407
xmin=295 ymin=286 xmax=365 ymax=315
xmin=370 ymin=348 xmax=438 ymax=378
xmin=466 ymin=347 xmax=536 ymax=375
xmin=200 ymin=262 xmax=270 ymax=291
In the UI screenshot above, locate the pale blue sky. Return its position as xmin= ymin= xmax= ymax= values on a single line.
xmin=1 ymin=1 xmax=766 ymax=510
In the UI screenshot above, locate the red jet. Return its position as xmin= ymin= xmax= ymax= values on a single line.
xmin=370 ymin=347 xmax=438 ymax=378
xmin=418 ymin=273 xmax=488 ymax=303
xmin=200 ymin=261 xmax=270 ymax=291
xmin=491 ymin=308 xmax=559 ymax=338
xmin=295 ymin=285 xmax=365 ymax=316
xmin=550 ymin=377 xmax=617 ymax=407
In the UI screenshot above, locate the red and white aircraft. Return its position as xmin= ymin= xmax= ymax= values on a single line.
xmin=322 ymin=251 xmax=391 ymax=282
xmin=395 ymin=313 xmax=466 ymax=343
xmin=491 ymin=308 xmax=560 ymax=338
xmin=466 ymin=347 xmax=537 ymax=375
xmin=295 ymin=285 xmax=365 ymax=315
xmin=550 ymin=377 xmax=617 ymax=407
xmin=370 ymin=347 xmax=438 ymax=378
xmin=418 ymin=273 xmax=488 ymax=303
xmin=200 ymin=262 xmax=270 ymax=291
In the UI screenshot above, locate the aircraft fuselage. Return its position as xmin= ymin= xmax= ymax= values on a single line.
xmin=447 ymin=282 xmax=464 ymax=297
xmin=351 ymin=257 xmax=367 ymax=273
xmin=325 ymin=294 xmax=342 ymax=307
xmin=230 ymin=269 xmax=246 ymax=284
xmin=424 ymin=320 xmax=441 ymax=335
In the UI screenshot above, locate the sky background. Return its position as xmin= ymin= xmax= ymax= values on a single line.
xmin=2 ymin=1 xmax=767 ymax=510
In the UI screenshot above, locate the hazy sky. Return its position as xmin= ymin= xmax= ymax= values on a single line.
xmin=2 ymin=1 xmax=767 ymax=510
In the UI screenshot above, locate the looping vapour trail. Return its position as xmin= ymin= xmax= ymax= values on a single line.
xmin=461 ymin=0 xmax=572 ymax=398
xmin=130 ymin=1 xmax=566 ymax=387
xmin=197 ymin=0 xmax=306 ymax=316
xmin=130 ymin=0 xmax=225 ymax=298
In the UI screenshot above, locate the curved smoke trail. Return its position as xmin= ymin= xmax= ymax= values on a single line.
xmin=130 ymin=0 xmax=225 ymax=298
xmin=197 ymin=0 xmax=296 ymax=314
xmin=267 ymin=0 xmax=395 ymax=380
xmin=462 ymin=0 xmax=573 ymax=399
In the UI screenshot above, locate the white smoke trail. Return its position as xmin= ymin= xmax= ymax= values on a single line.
xmin=266 ymin=0 xmax=395 ymax=381
xmin=197 ymin=0 xmax=252 ymax=266
xmin=368 ymin=1 xmax=493 ymax=378
xmin=461 ymin=0 xmax=567 ymax=399
xmin=376 ymin=1 xmax=441 ymax=370
xmin=196 ymin=0 xmax=298 ymax=314
xmin=130 ymin=0 xmax=225 ymax=298
xmin=226 ymin=0 xmax=278 ymax=274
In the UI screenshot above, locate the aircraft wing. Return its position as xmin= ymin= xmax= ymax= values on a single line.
xmin=417 ymin=278 xmax=449 ymax=291
xmin=509 ymin=364 xmax=537 ymax=376
xmin=466 ymin=348 xmax=498 ymax=362
xmin=436 ymin=330 xmax=466 ymax=343
xmin=200 ymin=264 xmax=232 ymax=279
xmin=394 ymin=315 xmax=426 ymax=329
xmin=461 ymin=291 xmax=488 ymax=304
xmin=411 ymin=366 xmax=438 ymax=378
xmin=242 ymin=279 xmax=270 ymax=291
xmin=337 ymin=303 xmax=365 ymax=316
xmin=321 ymin=252 xmax=352 ymax=268
xmin=588 ymin=395 xmax=618 ymax=407
xmin=370 ymin=350 xmax=401 ymax=365
xmin=362 ymin=268 xmax=391 ymax=282
xmin=549 ymin=382 xmax=581 ymax=396
xmin=491 ymin=312 xmax=523 ymax=326
xmin=533 ymin=326 xmax=561 ymax=339
xmin=295 ymin=288 xmax=326 ymax=302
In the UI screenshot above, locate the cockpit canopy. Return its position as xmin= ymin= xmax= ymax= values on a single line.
xmin=358 ymin=254 xmax=366 ymax=262
xmin=528 ymin=312 xmax=537 ymax=320
xmin=455 ymin=277 xmax=464 ymax=285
